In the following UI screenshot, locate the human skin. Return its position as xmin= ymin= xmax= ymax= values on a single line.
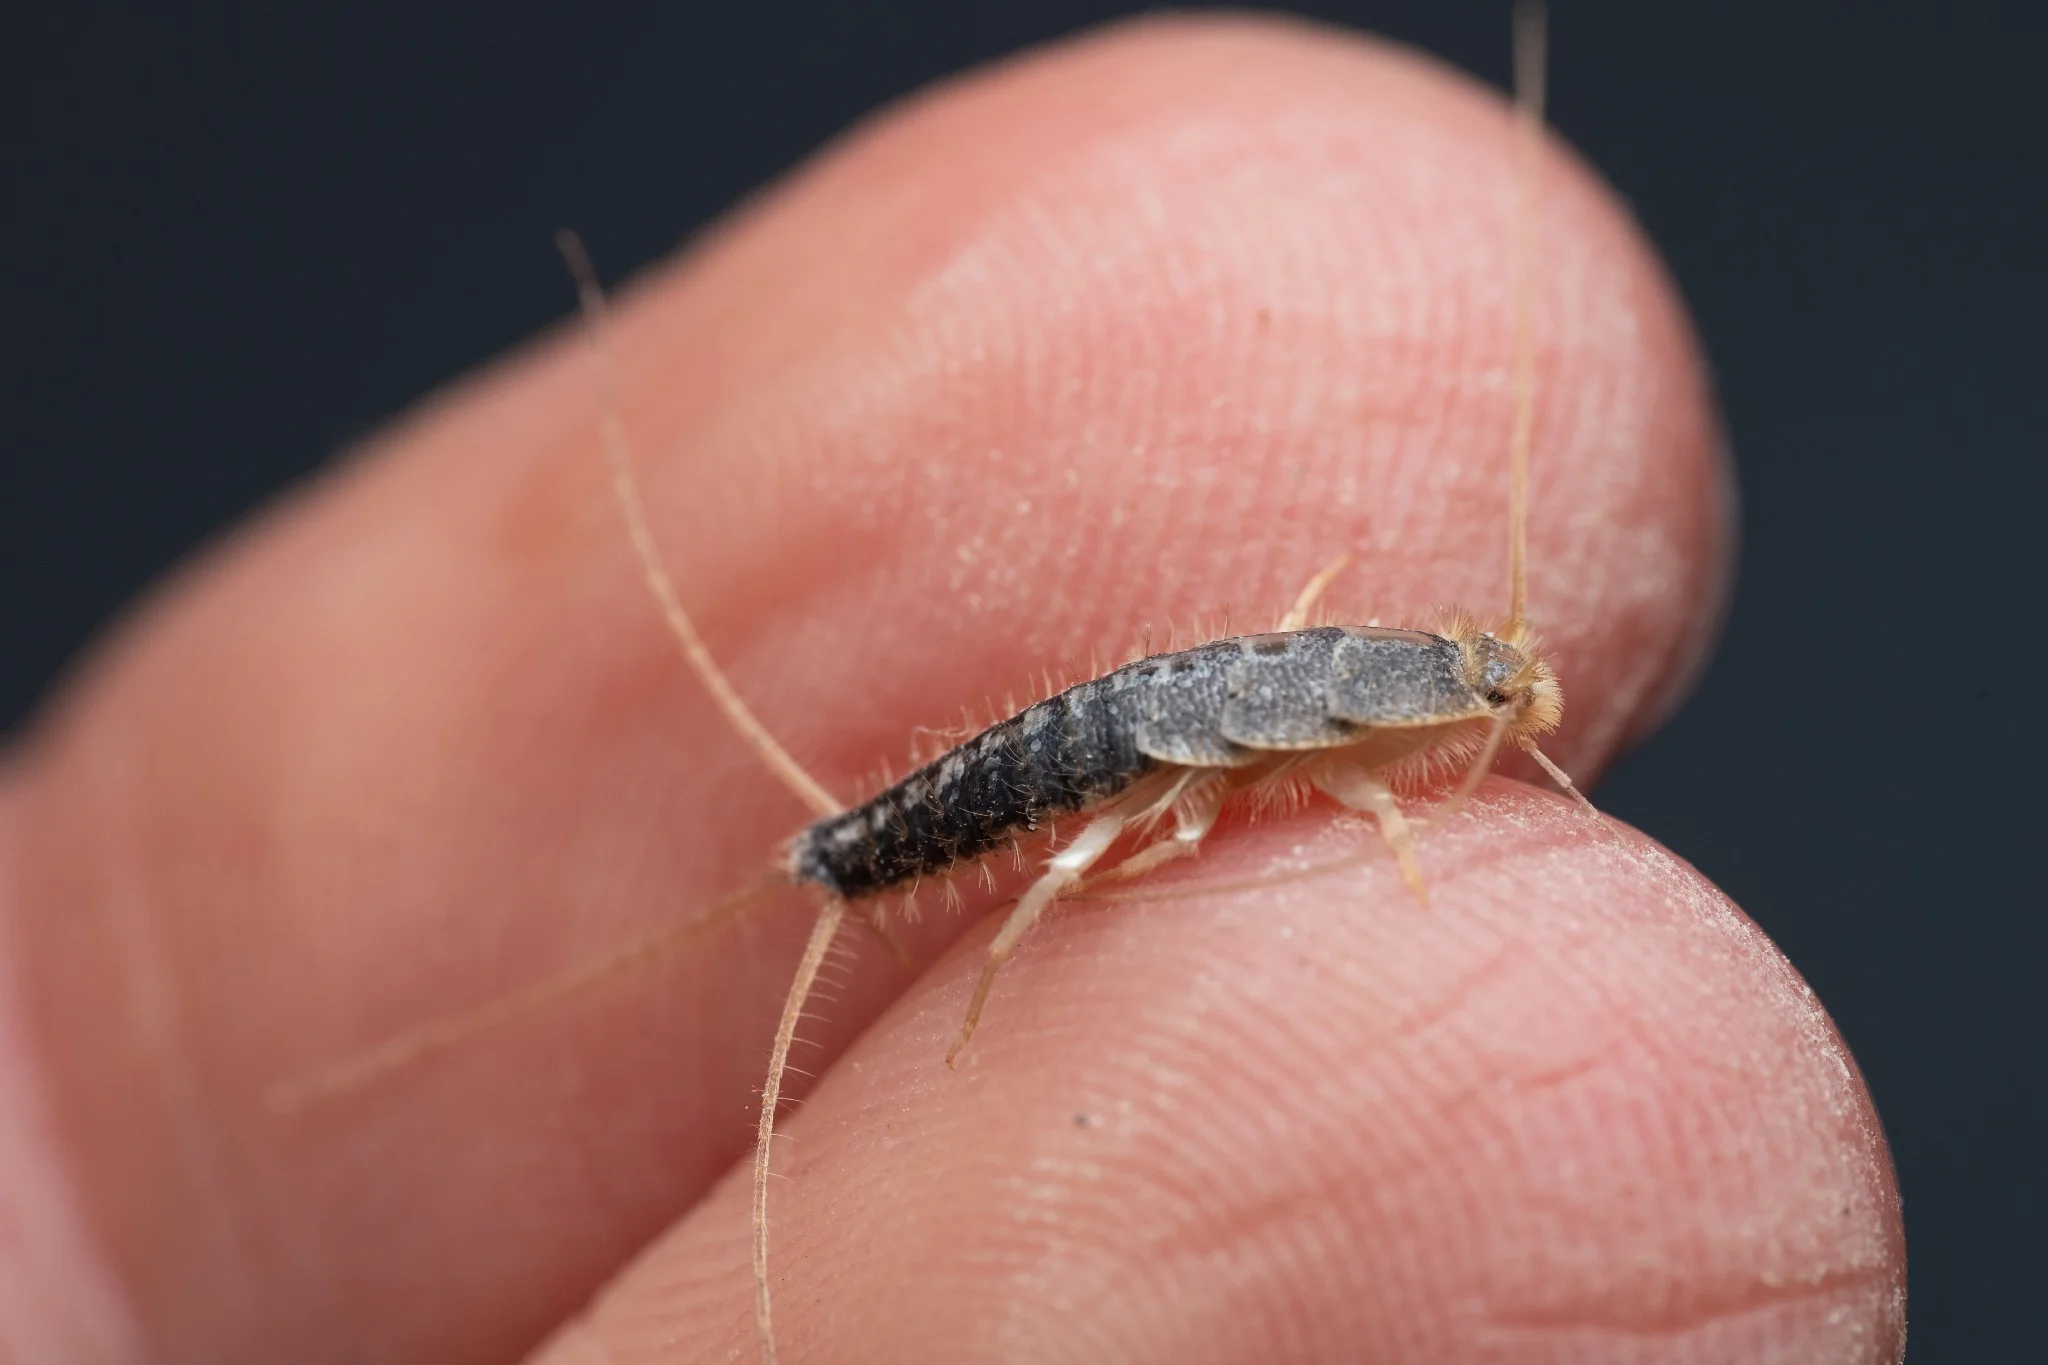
xmin=0 ymin=15 xmax=1903 ymax=1365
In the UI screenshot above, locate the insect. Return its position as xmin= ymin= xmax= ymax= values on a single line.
xmin=564 ymin=6 xmax=1586 ymax=1359
xmin=273 ymin=6 xmax=1589 ymax=1362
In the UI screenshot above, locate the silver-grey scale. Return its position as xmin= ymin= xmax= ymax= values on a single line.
xmin=788 ymin=625 xmax=1525 ymax=898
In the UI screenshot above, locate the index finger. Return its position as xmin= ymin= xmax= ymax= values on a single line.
xmin=6 ymin=14 xmax=1738 ymax=1364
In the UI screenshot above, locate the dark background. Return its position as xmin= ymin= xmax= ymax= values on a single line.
xmin=5 ymin=1 xmax=2041 ymax=1358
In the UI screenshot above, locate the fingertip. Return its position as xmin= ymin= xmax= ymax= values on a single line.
xmin=572 ymin=789 xmax=1901 ymax=1363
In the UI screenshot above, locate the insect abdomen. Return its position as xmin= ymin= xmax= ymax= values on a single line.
xmin=788 ymin=675 xmax=1153 ymax=898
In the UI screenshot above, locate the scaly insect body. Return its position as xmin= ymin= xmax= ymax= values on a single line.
xmin=790 ymin=623 xmax=1559 ymax=902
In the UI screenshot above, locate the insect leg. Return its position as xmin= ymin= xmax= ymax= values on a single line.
xmin=944 ymin=810 xmax=1128 ymax=1067
xmin=1311 ymin=762 xmax=1430 ymax=907
xmin=753 ymin=897 xmax=846 ymax=1365
xmin=1276 ymin=552 xmax=1352 ymax=631
xmin=1085 ymin=776 xmax=1225 ymax=885
xmin=1418 ymin=706 xmax=1520 ymax=832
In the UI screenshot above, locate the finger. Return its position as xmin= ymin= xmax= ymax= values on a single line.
xmin=4 ymin=14 xmax=1734 ymax=1365
xmin=537 ymin=793 xmax=1903 ymax=1364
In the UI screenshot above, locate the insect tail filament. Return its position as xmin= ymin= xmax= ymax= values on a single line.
xmin=262 ymin=871 xmax=784 ymax=1114
xmin=558 ymin=231 xmax=842 ymax=821
xmin=755 ymin=899 xmax=847 ymax=1365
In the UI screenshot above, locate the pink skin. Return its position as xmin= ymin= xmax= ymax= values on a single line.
xmin=0 ymin=16 xmax=1900 ymax=1365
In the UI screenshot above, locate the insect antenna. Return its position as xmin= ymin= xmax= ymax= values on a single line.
xmin=1496 ymin=6 xmax=1595 ymax=810
xmin=556 ymin=231 xmax=841 ymax=820
xmin=1506 ymin=0 xmax=1546 ymax=636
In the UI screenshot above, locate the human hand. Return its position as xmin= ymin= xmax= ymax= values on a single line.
xmin=1 ymin=17 xmax=1903 ymax=1364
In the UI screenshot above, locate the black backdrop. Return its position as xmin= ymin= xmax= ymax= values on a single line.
xmin=5 ymin=3 xmax=2043 ymax=1359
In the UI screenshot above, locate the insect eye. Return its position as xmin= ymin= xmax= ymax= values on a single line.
xmin=1486 ymin=689 xmax=1512 ymax=707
